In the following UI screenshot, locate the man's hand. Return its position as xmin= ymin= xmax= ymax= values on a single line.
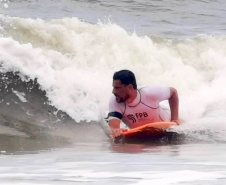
xmin=110 ymin=128 xmax=128 ymax=139
xmin=108 ymin=119 xmax=128 ymax=140
xmin=171 ymin=119 xmax=181 ymax=125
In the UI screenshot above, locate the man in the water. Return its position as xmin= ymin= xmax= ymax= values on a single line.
xmin=107 ymin=69 xmax=180 ymax=139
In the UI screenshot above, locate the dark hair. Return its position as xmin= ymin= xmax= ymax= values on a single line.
xmin=113 ymin=70 xmax=137 ymax=89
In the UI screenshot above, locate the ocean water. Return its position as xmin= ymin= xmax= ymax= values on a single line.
xmin=1 ymin=0 xmax=226 ymax=184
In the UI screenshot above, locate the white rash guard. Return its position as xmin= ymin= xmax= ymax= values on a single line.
xmin=108 ymin=86 xmax=171 ymax=129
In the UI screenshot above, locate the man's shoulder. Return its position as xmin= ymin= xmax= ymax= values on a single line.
xmin=139 ymin=85 xmax=169 ymax=91
xmin=139 ymin=85 xmax=162 ymax=93
xmin=139 ymin=85 xmax=170 ymax=98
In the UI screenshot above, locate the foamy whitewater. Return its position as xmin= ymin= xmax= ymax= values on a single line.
xmin=1 ymin=0 xmax=226 ymax=184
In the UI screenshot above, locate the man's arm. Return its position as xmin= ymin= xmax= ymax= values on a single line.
xmin=109 ymin=119 xmax=126 ymax=139
xmin=169 ymin=87 xmax=181 ymax=125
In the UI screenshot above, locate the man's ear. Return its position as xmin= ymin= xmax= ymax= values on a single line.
xmin=128 ymin=84 xmax=134 ymax=90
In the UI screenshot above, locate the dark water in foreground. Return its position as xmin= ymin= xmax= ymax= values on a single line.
xmin=1 ymin=140 xmax=226 ymax=184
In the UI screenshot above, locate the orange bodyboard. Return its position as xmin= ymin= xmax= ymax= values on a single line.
xmin=123 ymin=121 xmax=178 ymax=139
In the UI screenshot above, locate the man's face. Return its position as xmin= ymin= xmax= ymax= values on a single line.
xmin=112 ymin=80 xmax=130 ymax=103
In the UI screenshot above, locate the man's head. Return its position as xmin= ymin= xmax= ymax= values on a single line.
xmin=112 ymin=70 xmax=137 ymax=103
